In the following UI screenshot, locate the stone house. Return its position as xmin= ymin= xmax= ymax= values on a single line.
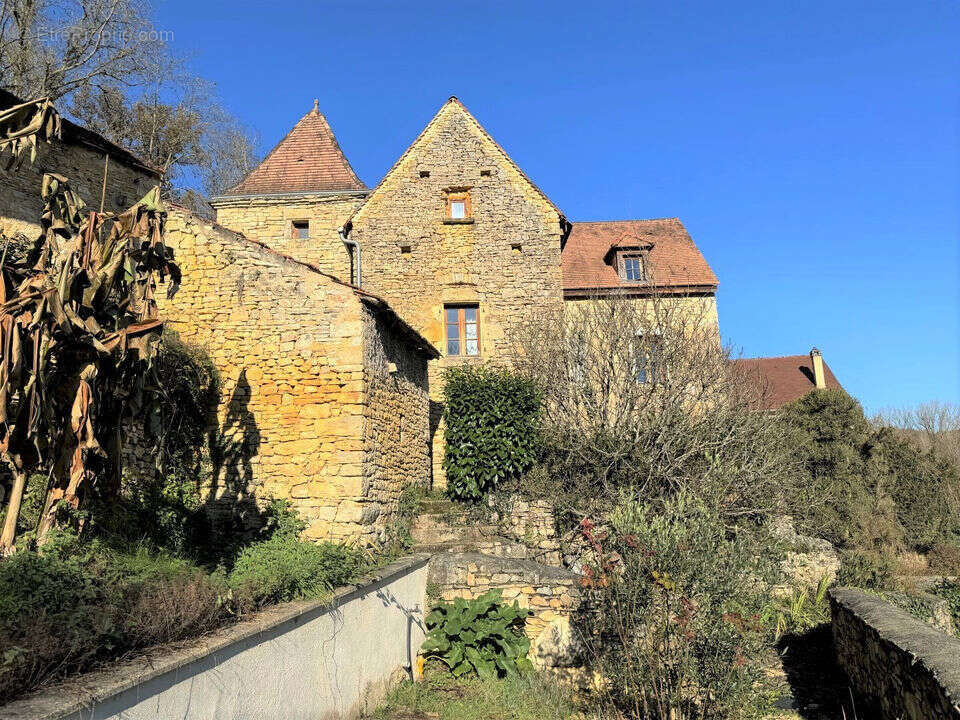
xmin=0 ymin=91 xmax=438 ymax=542
xmin=212 ymin=97 xmax=720 ymax=484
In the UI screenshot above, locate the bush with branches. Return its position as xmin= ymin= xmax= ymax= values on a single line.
xmin=511 ymin=294 xmax=797 ymax=522
xmin=575 ymin=494 xmax=774 ymax=720
xmin=781 ymin=389 xmax=960 ymax=578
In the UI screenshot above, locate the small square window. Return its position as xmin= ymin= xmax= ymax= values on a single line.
xmin=444 ymin=304 xmax=480 ymax=357
xmin=621 ymin=254 xmax=645 ymax=282
xmin=292 ymin=220 xmax=309 ymax=240
xmin=445 ymin=191 xmax=472 ymax=221
xmin=400 ymin=245 xmax=412 ymax=254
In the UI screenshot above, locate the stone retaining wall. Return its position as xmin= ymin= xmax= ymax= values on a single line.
xmin=490 ymin=493 xmax=562 ymax=566
xmin=830 ymin=586 xmax=960 ymax=719
xmin=428 ymin=552 xmax=581 ymax=668
xmin=1 ymin=555 xmax=430 ymax=720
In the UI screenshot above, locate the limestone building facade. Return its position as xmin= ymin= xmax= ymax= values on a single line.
xmin=212 ymin=97 xmax=720 ymax=485
xmin=0 ymin=91 xmax=438 ymax=542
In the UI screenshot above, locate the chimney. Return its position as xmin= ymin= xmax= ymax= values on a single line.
xmin=313 ymin=98 xmax=319 ymax=114
xmin=810 ymin=347 xmax=826 ymax=389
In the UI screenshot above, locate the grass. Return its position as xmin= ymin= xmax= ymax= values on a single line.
xmin=370 ymin=663 xmax=580 ymax=720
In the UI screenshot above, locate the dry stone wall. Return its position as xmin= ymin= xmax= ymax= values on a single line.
xmin=0 ymin=137 xmax=155 ymax=238
xmin=830 ymin=586 xmax=960 ymax=719
xmin=212 ymin=193 xmax=364 ymax=280
xmin=347 ymin=101 xmax=566 ymax=485
xmin=155 ymin=209 xmax=431 ymax=542
xmin=428 ymin=552 xmax=582 ymax=669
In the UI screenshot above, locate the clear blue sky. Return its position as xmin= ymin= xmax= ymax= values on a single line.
xmin=160 ymin=0 xmax=959 ymax=414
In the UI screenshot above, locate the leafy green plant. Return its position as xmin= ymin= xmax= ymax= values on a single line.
xmin=442 ymin=365 xmax=541 ymax=502
xmin=421 ymin=590 xmax=533 ymax=679
xmin=228 ymin=534 xmax=365 ymax=608
xmin=762 ymin=575 xmax=831 ymax=640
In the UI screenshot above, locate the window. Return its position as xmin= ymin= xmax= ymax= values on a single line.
xmin=445 ymin=190 xmax=472 ymax=221
xmin=292 ymin=220 xmax=309 ymax=239
xmin=635 ymin=334 xmax=663 ymax=384
xmin=445 ymin=305 xmax=480 ymax=356
xmin=621 ymin=254 xmax=645 ymax=282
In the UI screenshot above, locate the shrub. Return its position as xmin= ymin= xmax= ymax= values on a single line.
xmin=835 ymin=548 xmax=893 ymax=589
xmin=511 ymin=295 xmax=797 ymax=523
xmin=933 ymin=579 xmax=960 ymax=631
xmin=442 ymin=365 xmax=541 ymax=502
xmin=575 ymin=494 xmax=773 ymax=720
xmin=782 ymin=389 xmax=960 ymax=578
xmin=228 ymin=506 xmax=366 ymax=609
xmin=0 ymin=534 xmax=229 ymax=704
xmin=421 ymin=590 xmax=533 ymax=679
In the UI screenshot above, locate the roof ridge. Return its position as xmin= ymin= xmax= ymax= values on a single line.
xmin=733 ymin=354 xmax=812 ymax=362
xmin=345 ymin=96 xmax=567 ymax=230
xmin=222 ymin=103 xmax=365 ymax=196
xmin=573 ymin=217 xmax=682 ymax=224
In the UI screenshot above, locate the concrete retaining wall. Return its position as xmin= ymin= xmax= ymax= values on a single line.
xmin=830 ymin=586 xmax=960 ymax=719
xmin=2 ymin=555 xmax=430 ymax=720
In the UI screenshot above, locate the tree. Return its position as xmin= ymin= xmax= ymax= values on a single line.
xmin=511 ymin=292 xmax=797 ymax=521
xmin=0 ymin=101 xmax=180 ymax=551
xmin=69 ymin=73 xmax=259 ymax=195
xmin=0 ymin=0 xmax=161 ymax=101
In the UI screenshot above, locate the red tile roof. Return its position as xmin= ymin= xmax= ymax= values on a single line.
xmin=222 ymin=103 xmax=365 ymax=196
xmin=562 ymin=218 xmax=718 ymax=295
xmin=729 ymin=354 xmax=844 ymax=411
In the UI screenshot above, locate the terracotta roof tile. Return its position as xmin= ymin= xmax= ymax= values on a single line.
xmin=729 ymin=354 xmax=844 ymax=411
xmin=222 ymin=104 xmax=365 ymax=196
xmin=562 ymin=218 xmax=717 ymax=295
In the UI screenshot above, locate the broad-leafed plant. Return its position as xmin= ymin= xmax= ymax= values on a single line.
xmin=421 ymin=590 xmax=534 ymax=679
xmin=0 ymin=98 xmax=181 ymax=551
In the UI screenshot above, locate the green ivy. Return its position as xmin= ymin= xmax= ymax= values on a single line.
xmin=421 ymin=590 xmax=533 ymax=679
xmin=442 ymin=365 xmax=540 ymax=502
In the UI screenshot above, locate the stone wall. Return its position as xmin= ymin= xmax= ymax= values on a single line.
xmin=490 ymin=493 xmax=563 ymax=566
xmin=347 ymin=99 xmax=567 ymax=485
xmin=361 ymin=307 xmax=433 ymax=529
xmin=0 ymin=135 xmax=156 ymax=238
xmin=428 ymin=552 xmax=581 ymax=669
xmin=155 ymin=208 xmax=432 ymax=542
xmin=212 ymin=193 xmax=365 ymax=279
xmin=830 ymin=587 xmax=960 ymax=719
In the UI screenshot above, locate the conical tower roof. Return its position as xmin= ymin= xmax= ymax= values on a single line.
xmin=223 ymin=100 xmax=365 ymax=195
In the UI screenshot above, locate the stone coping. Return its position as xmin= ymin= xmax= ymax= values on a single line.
xmin=829 ymin=586 xmax=960 ymax=703
xmin=1 ymin=553 xmax=431 ymax=720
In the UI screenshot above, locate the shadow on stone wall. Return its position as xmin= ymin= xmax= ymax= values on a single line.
xmin=207 ymin=369 xmax=264 ymax=539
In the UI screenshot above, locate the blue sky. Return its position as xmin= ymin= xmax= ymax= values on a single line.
xmin=160 ymin=0 xmax=959 ymax=414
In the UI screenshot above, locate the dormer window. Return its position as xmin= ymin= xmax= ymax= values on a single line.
xmin=621 ymin=254 xmax=645 ymax=282
xmin=605 ymin=241 xmax=654 ymax=283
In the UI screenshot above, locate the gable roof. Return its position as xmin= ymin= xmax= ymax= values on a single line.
xmin=0 ymin=88 xmax=160 ymax=177
xmin=729 ymin=354 xmax=844 ymax=411
xmin=168 ymin=203 xmax=439 ymax=360
xmin=562 ymin=218 xmax=718 ymax=295
xmin=219 ymin=102 xmax=366 ymax=196
xmin=344 ymin=96 xmax=568 ymax=231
